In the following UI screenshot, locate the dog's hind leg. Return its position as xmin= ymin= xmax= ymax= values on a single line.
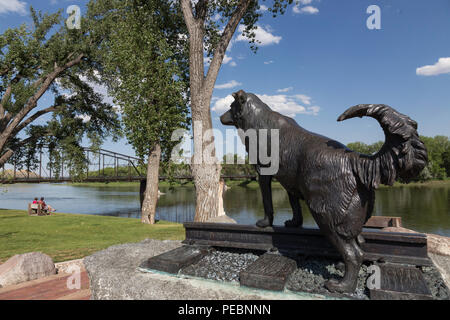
xmin=256 ymin=174 xmax=274 ymax=228
xmin=285 ymin=192 xmax=303 ymax=228
xmin=324 ymin=233 xmax=363 ymax=293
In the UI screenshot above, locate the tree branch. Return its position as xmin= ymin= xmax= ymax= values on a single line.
xmin=0 ymin=73 xmax=24 ymax=117
xmin=0 ymin=53 xmax=84 ymax=146
xmin=204 ymin=0 xmax=252 ymax=92
xmin=12 ymin=105 xmax=60 ymax=136
xmin=0 ymin=135 xmax=39 ymax=167
xmin=180 ymin=0 xmax=196 ymax=33
xmin=0 ymin=149 xmax=13 ymax=167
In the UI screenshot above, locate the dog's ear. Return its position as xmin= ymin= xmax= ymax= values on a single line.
xmin=235 ymin=90 xmax=247 ymax=105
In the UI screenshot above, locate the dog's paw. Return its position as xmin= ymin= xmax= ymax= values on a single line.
xmin=324 ymin=278 xmax=356 ymax=293
xmin=256 ymin=218 xmax=272 ymax=228
xmin=284 ymin=219 xmax=303 ymax=228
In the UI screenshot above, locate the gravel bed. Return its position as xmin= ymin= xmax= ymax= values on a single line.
xmin=180 ymin=248 xmax=450 ymax=300
xmin=421 ymin=265 xmax=450 ymax=300
xmin=180 ymin=248 xmax=260 ymax=282
xmin=285 ymin=255 xmax=370 ymax=300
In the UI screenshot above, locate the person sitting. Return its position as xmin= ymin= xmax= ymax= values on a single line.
xmin=39 ymin=197 xmax=56 ymax=214
xmin=32 ymin=197 xmax=38 ymax=204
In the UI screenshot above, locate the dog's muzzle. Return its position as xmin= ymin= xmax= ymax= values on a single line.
xmin=220 ymin=110 xmax=234 ymax=125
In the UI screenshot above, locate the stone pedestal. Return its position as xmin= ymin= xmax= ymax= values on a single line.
xmin=83 ymin=239 xmax=328 ymax=300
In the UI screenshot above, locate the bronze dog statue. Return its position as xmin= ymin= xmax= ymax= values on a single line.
xmin=220 ymin=90 xmax=427 ymax=293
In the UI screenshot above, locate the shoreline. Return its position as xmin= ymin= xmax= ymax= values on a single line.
xmin=28 ymin=178 xmax=450 ymax=189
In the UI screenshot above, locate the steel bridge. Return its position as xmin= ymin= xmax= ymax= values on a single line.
xmin=0 ymin=146 xmax=256 ymax=184
xmin=0 ymin=146 xmax=144 ymax=184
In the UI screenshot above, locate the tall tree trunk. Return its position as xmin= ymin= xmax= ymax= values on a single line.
xmin=188 ymin=20 xmax=221 ymax=222
xmin=141 ymin=143 xmax=161 ymax=224
xmin=180 ymin=0 xmax=252 ymax=222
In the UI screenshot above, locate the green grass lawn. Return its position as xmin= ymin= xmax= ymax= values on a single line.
xmin=0 ymin=209 xmax=185 ymax=263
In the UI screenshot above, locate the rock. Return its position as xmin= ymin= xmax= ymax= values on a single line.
xmin=428 ymin=253 xmax=450 ymax=291
xmin=206 ymin=214 xmax=237 ymax=224
xmin=55 ymin=258 xmax=85 ymax=274
xmin=382 ymin=227 xmax=450 ymax=257
xmin=381 ymin=227 xmax=418 ymax=234
xmin=84 ymin=239 xmax=323 ymax=300
xmin=0 ymin=252 xmax=56 ymax=287
xmin=427 ymin=234 xmax=450 ymax=257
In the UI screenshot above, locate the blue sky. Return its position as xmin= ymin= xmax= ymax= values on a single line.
xmin=1 ymin=0 xmax=449 ymax=159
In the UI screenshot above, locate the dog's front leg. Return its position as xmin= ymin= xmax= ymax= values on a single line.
xmin=256 ymin=174 xmax=274 ymax=228
xmin=285 ymin=192 xmax=303 ymax=228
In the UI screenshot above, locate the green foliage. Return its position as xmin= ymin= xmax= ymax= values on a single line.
xmin=346 ymin=141 xmax=383 ymax=155
xmin=419 ymin=135 xmax=449 ymax=180
xmin=200 ymin=0 xmax=294 ymax=55
xmin=0 ymin=6 xmax=121 ymax=177
xmin=221 ymin=153 xmax=257 ymax=177
xmin=86 ymin=0 xmax=190 ymax=167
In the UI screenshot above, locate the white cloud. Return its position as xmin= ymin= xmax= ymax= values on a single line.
xmin=236 ymin=24 xmax=281 ymax=46
xmin=0 ymin=0 xmax=27 ymax=15
xmin=76 ymin=114 xmax=91 ymax=123
xmin=294 ymin=94 xmax=312 ymax=105
xmin=258 ymin=4 xmax=268 ymax=12
xmin=79 ymin=74 xmax=115 ymax=105
xmin=264 ymin=60 xmax=274 ymax=65
xmin=294 ymin=5 xmax=319 ymax=14
xmin=277 ymin=87 xmax=293 ymax=93
xmin=416 ymin=57 xmax=450 ymax=76
xmin=205 ymin=54 xmax=235 ymax=67
xmin=214 ymin=80 xmax=242 ymax=90
xmin=222 ymin=55 xmax=232 ymax=64
xmin=212 ymin=95 xmax=235 ymax=112
xmin=212 ymin=93 xmax=320 ymax=117
xmin=256 ymin=94 xmax=319 ymax=117
xmin=293 ymin=1 xmax=319 ymax=15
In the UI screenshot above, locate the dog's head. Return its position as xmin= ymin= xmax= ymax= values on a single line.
xmin=220 ymin=90 xmax=269 ymax=129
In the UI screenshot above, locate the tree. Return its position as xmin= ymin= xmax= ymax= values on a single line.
xmin=420 ymin=135 xmax=449 ymax=180
xmin=0 ymin=8 xmax=120 ymax=174
xmin=179 ymin=0 xmax=294 ymax=222
xmin=87 ymin=0 xmax=190 ymax=224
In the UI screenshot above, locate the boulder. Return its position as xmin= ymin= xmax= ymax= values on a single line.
xmin=206 ymin=214 xmax=237 ymax=224
xmin=382 ymin=227 xmax=450 ymax=257
xmin=381 ymin=227 xmax=417 ymax=234
xmin=55 ymin=258 xmax=85 ymax=274
xmin=0 ymin=252 xmax=56 ymax=287
xmin=427 ymin=234 xmax=450 ymax=257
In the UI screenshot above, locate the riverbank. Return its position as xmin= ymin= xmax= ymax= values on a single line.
xmin=0 ymin=209 xmax=184 ymax=264
xmin=66 ymin=178 xmax=450 ymax=189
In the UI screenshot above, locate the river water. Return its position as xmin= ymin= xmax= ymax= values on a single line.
xmin=1 ymin=182 xmax=449 ymax=236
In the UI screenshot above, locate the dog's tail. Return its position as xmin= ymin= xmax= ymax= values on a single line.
xmin=337 ymin=104 xmax=428 ymax=189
